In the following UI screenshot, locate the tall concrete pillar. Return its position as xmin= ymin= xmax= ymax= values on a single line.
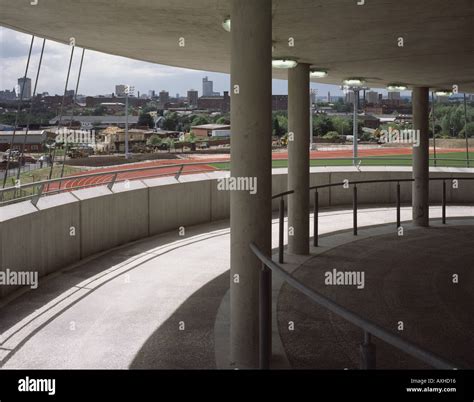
xmin=288 ymin=63 xmax=310 ymax=254
xmin=230 ymin=0 xmax=272 ymax=368
xmin=412 ymin=87 xmax=430 ymax=226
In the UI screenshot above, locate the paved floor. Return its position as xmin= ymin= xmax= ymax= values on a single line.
xmin=0 ymin=205 xmax=473 ymax=369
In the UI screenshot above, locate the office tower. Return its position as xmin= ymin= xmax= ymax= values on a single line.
xmin=187 ymin=89 xmax=198 ymax=107
xmin=17 ymin=77 xmax=32 ymax=99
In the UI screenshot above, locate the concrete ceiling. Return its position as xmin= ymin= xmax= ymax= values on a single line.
xmin=1 ymin=0 xmax=473 ymax=91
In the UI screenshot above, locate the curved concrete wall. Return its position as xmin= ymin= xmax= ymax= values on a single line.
xmin=1 ymin=167 xmax=474 ymax=299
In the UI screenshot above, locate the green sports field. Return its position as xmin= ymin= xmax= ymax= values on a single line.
xmin=209 ymin=152 xmax=474 ymax=170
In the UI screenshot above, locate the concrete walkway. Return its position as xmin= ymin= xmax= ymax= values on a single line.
xmin=0 ymin=205 xmax=473 ymax=368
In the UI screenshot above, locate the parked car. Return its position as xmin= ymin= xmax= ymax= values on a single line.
xmin=19 ymin=155 xmax=37 ymax=165
xmin=4 ymin=149 xmax=20 ymax=159
xmin=67 ymin=146 xmax=94 ymax=159
xmin=38 ymin=154 xmax=52 ymax=166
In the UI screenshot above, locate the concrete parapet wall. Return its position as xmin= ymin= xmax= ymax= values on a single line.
xmin=1 ymin=167 xmax=473 ymax=299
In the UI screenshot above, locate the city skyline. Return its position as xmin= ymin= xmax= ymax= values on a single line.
xmin=1 ymin=27 xmax=411 ymax=99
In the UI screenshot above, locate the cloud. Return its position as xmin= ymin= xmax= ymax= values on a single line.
xmin=0 ymin=26 xmax=346 ymax=98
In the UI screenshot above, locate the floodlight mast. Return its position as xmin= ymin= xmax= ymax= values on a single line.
xmin=124 ymin=85 xmax=135 ymax=159
xmin=310 ymin=88 xmax=317 ymax=149
xmin=341 ymin=83 xmax=369 ymax=166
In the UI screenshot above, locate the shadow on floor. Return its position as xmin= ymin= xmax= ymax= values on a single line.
xmin=130 ymin=270 xmax=229 ymax=369
xmin=0 ymin=220 xmax=230 ymax=365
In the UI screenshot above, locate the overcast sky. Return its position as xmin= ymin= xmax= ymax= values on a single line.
xmin=1 ymin=26 xmax=373 ymax=98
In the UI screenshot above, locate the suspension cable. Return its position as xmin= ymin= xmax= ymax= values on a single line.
xmin=2 ymin=35 xmax=35 ymax=189
xmin=46 ymin=45 xmax=75 ymax=190
xmin=59 ymin=48 xmax=86 ymax=187
xmin=16 ymin=39 xmax=46 ymax=186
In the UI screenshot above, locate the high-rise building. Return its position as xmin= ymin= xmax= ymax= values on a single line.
xmin=159 ymin=90 xmax=169 ymax=105
xmin=17 ymin=77 xmax=32 ymax=99
xmin=327 ymin=91 xmax=331 ymax=103
xmin=345 ymin=91 xmax=356 ymax=105
xmin=148 ymin=90 xmax=156 ymax=98
xmin=187 ymin=89 xmax=199 ymax=107
xmin=115 ymin=84 xmax=127 ymax=97
xmin=202 ymin=76 xmax=219 ymax=97
xmin=388 ymin=91 xmax=401 ymax=100
xmin=310 ymin=89 xmax=317 ymax=104
xmin=366 ymin=91 xmax=379 ymax=105
xmin=203 ymin=76 xmax=213 ymax=96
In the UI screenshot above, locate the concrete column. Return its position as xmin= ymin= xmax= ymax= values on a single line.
xmin=412 ymin=87 xmax=430 ymax=226
xmin=230 ymin=0 xmax=272 ymax=369
xmin=288 ymin=63 xmax=310 ymax=254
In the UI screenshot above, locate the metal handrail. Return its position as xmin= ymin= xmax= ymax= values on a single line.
xmin=0 ymin=166 xmax=217 ymax=207
xmin=0 ymin=160 xmax=224 ymax=206
xmin=254 ymin=175 xmax=474 ymax=369
xmin=2 ymin=156 xmax=473 ymax=203
xmin=274 ymin=176 xmax=474 ymax=259
xmin=250 ymin=242 xmax=457 ymax=370
xmin=0 ymin=160 xmax=219 ymax=195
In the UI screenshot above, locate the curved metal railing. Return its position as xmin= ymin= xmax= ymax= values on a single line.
xmin=273 ymin=176 xmax=474 ymax=262
xmin=0 ymin=161 xmax=222 ymax=206
xmin=250 ymin=242 xmax=458 ymax=370
xmin=253 ymin=175 xmax=474 ymax=369
xmin=1 ymin=156 xmax=472 ymax=206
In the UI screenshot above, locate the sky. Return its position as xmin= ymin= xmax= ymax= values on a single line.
xmin=0 ymin=26 xmax=391 ymax=99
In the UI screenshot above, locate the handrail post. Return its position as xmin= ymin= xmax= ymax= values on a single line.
xmin=313 ymin=190 xmax=319 ymax=247
xmin=31 ymin=183 xmax=44 ymax=207
xmin=442 ymin=180 xmax=446 ymax=224
xmin=353 ymin=185 xmax=358 ymax=236
xmin=396 ymin=182 xmax=401 ymax=229
xmin=107 ymin=172 xmax=118 ymax=190
xmin=360 ymin=331 xmax=376 ymax=369
xmin=279 ymin=197 xmax=284 ymax=263
xmin=259 ymin=261 xmax=272 ymax=370
xmin=174 ymin=164 xmax=184 ymax=180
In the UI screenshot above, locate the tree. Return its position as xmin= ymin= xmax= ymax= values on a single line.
xmin=322 ymin=131 xmax=341 ymax=141
xmin=313 ymin=115 xmax=335 ymax=136
xmin=137 ymin=112 xmax=154 ymax=128
xmin=191 ymin=115 xmax=210 ymax=127
xmin=141 ymin=102 xmax=159 ymax=113
xmin=93 ymin=105 xmax=106 ymax=115
xmin=147 ymin=134 xmax=162 ymax=147
xmin=162 ymin=112 xmax=179 ymax=131
xmin=272 ymin=117 xmax=284 ymax=137
xmin=332 ymin=116 xmax=351 ymax=136
xmin=460 ymin=122 xmax=474 ymax=138
xmin=216 ymin=116 xmax=230 ymax=125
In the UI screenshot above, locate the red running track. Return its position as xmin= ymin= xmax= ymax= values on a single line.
xmin=46 ymin=148 xmax=465 ymax=192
